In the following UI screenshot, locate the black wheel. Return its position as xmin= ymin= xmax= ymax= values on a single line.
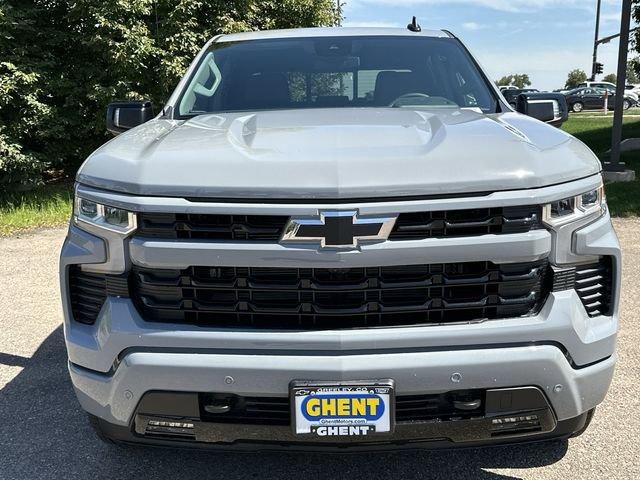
xmin=623 ymin=99 xmax=631 ymax=110
xmin=569 ymin=408 xmax=596 ymax=438
xmin=572 ymin=102 xmax=584 ymax=113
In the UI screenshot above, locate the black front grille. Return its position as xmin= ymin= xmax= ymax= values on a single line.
xmin=575 ymin=258 xmax=613 ymax=317
xmin=137 ymin=213 xmax=289 ymax=241
xmin=551 ymin=257 xmax=614 ymax=317
xmin=69 ymin=266 xmax=108 ymax=325
xmin=68 ymin=266 xmax=129 ymax=325
xmin=199 ymin=391 xmax=484 ymax=426
xmin=136 ymin=206 xmax=541 ymax=242
xmin=130 ymin=260 xmax=549 ymax=329
xmin=389 ymin=206 xmax=541 ymax=240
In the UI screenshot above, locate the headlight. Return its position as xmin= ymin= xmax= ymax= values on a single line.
xmin=74 ymin=197 xmax=137 ymax=234
xmin=542 ymin=185 xmax=606 ymax=227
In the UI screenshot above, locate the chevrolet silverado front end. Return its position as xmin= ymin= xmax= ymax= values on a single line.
xmin=60 ymin=27 xmax=620 ymax=450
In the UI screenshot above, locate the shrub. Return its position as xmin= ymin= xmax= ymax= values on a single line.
xmin=0 ymin=0 xmax=339 ymax=191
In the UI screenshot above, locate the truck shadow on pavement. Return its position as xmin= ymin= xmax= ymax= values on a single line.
xmin=0 ymin=326 xmax=569 ymax=480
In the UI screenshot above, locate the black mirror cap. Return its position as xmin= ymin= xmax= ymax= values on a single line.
xmin=516 ymin=92 xmax=568 ymax=128
xmin=106 ymin=101 xmax=154 ymax=135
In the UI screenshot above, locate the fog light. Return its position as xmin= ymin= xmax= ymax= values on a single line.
xmin=148 ymin=420 xmax=194 ymax=429
xmin=145 ymin=419 xmax=196 ymax=438
xmin=490 ymin=414 xmax=540 ymax=433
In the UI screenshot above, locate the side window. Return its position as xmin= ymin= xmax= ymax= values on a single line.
xmin=312 ymin=72 xmax=353 ymax=101
xmin=356 ymin=70 xmax=378 ymax=99
xmin=356 ymin=70 xmax=411 ymax=101
xmin=287 ymin=72 xmax=353 ymax=106
xmin=288 ymin=73 xmax=307 ymax=103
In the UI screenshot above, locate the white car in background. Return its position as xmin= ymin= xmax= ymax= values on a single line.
xmin=626 ymin=84 xmax=640 ymax=98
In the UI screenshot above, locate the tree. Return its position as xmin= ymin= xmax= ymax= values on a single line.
xmin=0 ymin=3 xmax=54 ymax=187
xmin=628 ymin=58 xmax=640 ymax=84
xmin=495 ymin=73 xmax=531 ymax=88
xmin=603 ymin=73 xmax=617 ymax=84
xmin=0 ymin=0 xmax=340 ymax=189
xmin=565 ymin=69 xmax=588 ymax=89
xmin=631 ymin=1 xmax=640 ymax=81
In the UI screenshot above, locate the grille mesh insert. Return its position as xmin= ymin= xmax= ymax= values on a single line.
xmin=137 ymin=213 xmax=289 ymax=241
xmin=390 ymin=205 xmax=541 ymax=240
xmin=136 ymin=206 xmax=541 ymax=242
xmin=575 ymin=258 xmax=613 ymax=317
xmin=68 ymin=266 xmax=129 ymax=325
xmin=199 ymin=391 xmax=484 ymax=426
xmin=130 ymin=260 xmax=549 ymax=329
xmin=68 ymin=266 xmax=108 ymax=325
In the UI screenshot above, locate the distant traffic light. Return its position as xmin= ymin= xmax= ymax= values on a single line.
xmin=595 ymin=62 xmax=604 ymax=75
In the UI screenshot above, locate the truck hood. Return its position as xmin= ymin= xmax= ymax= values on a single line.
xmin=77 ymin=108 xmax=601 ymax=199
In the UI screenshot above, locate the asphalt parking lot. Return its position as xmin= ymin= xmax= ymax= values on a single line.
xmin=1 ymin=221 xmax=639 ymax=480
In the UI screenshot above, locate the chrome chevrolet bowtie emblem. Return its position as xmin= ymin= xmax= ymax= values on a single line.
xmin=281 ymin=211 xmax=397 ymax=249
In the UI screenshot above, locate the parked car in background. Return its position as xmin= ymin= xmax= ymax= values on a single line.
xmin=502 ymin=88 xmax=539 ymax=108
xmin=565 ymin=87 xmax=634 ymax=112
xmin=626 ymin=84 xmax=640 ymax=97
xmin=578 ymin=81 xmax=639 ymax=103
xmin=578 ymin=81 xmax=616 ymax=89
xmin=499 ymin=85 xmax=518 ymax=91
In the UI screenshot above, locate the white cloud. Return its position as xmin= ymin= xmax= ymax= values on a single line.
xmin=461 ymin=22 xmax=486 ymax=30
xmin=467 ymin=19 xmax=597 ymax=31
xmin=348 ymin=0 xmax=616 ymax=14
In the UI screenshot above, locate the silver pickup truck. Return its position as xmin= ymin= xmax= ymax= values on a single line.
xmin=60 ymin=26 xmax=620 ymax=450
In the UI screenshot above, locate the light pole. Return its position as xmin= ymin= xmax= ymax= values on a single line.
xmin=591 ymin=0 xmax=602 ymax=81
xmin=606 ymin=0 xmax=632 ymax=172
xmin=337 ymin=0 xmax=342 ymax=26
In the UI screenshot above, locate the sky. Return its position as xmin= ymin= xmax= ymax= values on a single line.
xmin=341 ymin=0 xmax=632 ymax=90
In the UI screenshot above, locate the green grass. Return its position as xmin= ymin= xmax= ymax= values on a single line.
xmin=0 ymin=183 xmax=73 ymax=236
xmin=601 ymin=151 xmax=640 ymax=216
xmin=561 ymin=115 xmax=640 ymax=216
xmin=562 ymin=115 xmax=640 ymax=154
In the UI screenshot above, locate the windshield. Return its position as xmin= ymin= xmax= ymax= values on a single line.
xmin=177 ymin=36 xmax=498 ymax=116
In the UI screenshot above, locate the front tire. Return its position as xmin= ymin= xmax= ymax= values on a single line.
xmin=572 ymin=102 xmax=584 ymax=113
xmin=623 ymin=99 xmax=631 ymax=110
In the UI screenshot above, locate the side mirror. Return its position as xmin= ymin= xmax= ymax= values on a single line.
xmin=106 ymin=101 xmax=154 ymax=135
xmin=516 ymin=93 xmax=568 ymax=128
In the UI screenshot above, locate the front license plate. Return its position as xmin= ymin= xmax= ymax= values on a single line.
xmin=291 ymin=380 xmax=395 ymax=438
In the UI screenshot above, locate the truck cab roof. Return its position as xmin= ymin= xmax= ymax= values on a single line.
xmin=216 ymin=27 xmax=452 ymax=44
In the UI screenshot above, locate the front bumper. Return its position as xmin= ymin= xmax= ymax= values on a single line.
xmin=88 ymin=387 xmax=595 ymax=450
xmin=60 ymin=178 xmax=621 ymax=447
xmin=71 ymin=343 xmax=615 ymax=428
